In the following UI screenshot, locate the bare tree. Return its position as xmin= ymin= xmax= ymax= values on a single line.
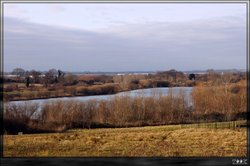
xmin=12 ymin=68 xmax=25 ymax=81
xmin=48 ymin=69 xmax=58 ymax=78
xmin=30 ymin=70 xmax=42 ymax=83
xmin=43 ymin=69 xmax=57 ymax=87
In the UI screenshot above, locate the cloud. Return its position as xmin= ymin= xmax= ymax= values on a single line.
xmin=104 ymin=15 xmax=245 ymax=44
xmin=47 ymin=4 xmax=65 ymax=13
xmin=3 ymin=15 xmax=246 ymax=72
xmin=4 ymin=4 xmax=28 ymax=18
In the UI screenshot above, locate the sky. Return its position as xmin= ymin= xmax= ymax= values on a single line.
xmin=3 ymin=3 xmax=247 ymax=72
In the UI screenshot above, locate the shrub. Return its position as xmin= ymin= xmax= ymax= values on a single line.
xmin=191 ymin=84 xmax=246 ymax=122
xmin=3 ymin=83 xmax=246 ymax=134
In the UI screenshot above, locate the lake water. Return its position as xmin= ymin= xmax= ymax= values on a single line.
xmin=9 ymin=87 xmax=193 ymax=106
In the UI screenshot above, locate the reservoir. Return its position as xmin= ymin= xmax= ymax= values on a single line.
xmin=8 ymin=87 xmax=193 ymax=106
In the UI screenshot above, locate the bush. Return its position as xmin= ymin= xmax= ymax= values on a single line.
xmin=3 ymin=83 xmax=247 ymax=134
xmin=191 ymin=84 xmax=246 ymax=122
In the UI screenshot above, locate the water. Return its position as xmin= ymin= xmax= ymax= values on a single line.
xmin=8 ymin=87 xmax=193 ymax=106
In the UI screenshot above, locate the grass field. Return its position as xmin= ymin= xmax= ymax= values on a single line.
xmin=3 ymin=121 xmax=247 ymax=157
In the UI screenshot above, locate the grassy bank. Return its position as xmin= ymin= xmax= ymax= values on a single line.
xmin=3 ymin=121 xmax=247 ymax=157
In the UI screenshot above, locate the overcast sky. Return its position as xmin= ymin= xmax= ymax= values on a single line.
xmin=3 ymin=3 xmax=247 ymax=72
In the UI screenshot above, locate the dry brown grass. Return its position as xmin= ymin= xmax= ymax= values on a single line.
xmin=3 ymin=123 xmax=246 ymax=157
xmin=191 ymin=80 xmax=246 ymax=121
xmin=4 ymin=81 xmax=247 ymax=134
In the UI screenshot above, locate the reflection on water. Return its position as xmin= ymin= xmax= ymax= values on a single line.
xmin=9 ymin=87 xmax=193 ymax=106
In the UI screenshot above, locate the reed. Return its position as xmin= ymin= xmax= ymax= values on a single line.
xmin=3 ymin=82 xmax=247 ymax=134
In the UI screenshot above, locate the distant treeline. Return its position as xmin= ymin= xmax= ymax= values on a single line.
xmin=3 ymin=81 xmax=246 ymax=134
xmin=3 ymin=68 xmax=246 ymax=101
